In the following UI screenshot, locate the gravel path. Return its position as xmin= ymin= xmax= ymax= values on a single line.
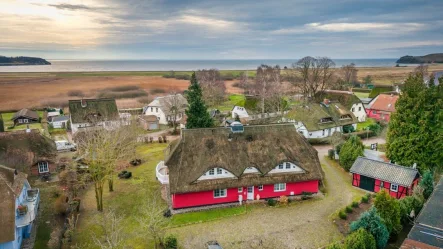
xmin=170 ymin=146 xmax=366 ymax=249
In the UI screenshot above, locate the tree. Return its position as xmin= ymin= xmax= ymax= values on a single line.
xmin=344 ymin=228 xmax=376 ymax=249
xmin=363 ymin=75 xmax=373 ymax=85
xmin=185 ymin=73 xmax=213 ymax=129
xmin=333 ymin=63 xmax=358 ymax=90
xmin=253 ymin=64 xmax=282 ymax=113
xmin=76 ymin=123 xmax=139 ymax=211
xmin=386 ymin=73 xmax=443 ymax=172
xmin=163 ymin=92 xmax=184 ymax=134
xmin=91 ymin=209 xmax=126 ymax=249
xmin=0 ymin=114 xmax=4 ymax=132
xmin=196 ymin=69 xmax=226 ymax=106
xmin=414 ymin=64 xmax=428 ymax=77
xmin=350 ymin=207 xmax=389 ymax=249
xmin=399 ymin=193 xmax=424 ymax=225
xmin=339 ymin=135 xmax=364 ymax=171
xmin=419 ymin=170 xmax=434 ymax=199
xmin=374 ymin=190 xmax=402 ymax=235
xmin=288 ymin=56 xmax=336 ymax=98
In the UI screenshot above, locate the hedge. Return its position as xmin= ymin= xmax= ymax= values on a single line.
xmin=343 ymin=130 xmax=376 ymax=139
xmin=352 ymin=88 xmax=372 ymax=93
xmin=368 ymin=86 xmax=393 ymax=98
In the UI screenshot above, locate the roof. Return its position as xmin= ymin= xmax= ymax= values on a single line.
xmin=316 ymin=90 xmax=362 ymax=110
xmin=350 ymin=157 xmax=419 ymax=186
xmin=0 ymin=165 xmax=28 ymax=243
xmin=285 ymin=102 xmax=358 ymax=131
xmin=0 ymin=130 xmax=57 ymax=172
xmin=406 ymin=177 xmax=443 ymax=248
xmin=69 ymin=98 xmax=119 ymax=124
xmin=165 ymin=124 xmax=323 ymax=194
xmin=139 ymin=115 xmax=158 ymax=122
xmin=367 ymin=94 xmax=399 ymax=112
xmin=12 ymin=108 xmax=39 ymax=121
xmin=51 ymin=115 xmax=69 ymax=122
xmin=146 ymin=94 xmax=188 ymax=116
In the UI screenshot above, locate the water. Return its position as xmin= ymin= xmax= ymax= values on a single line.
xmin=0 ymin=59 xmax=406 ymax=72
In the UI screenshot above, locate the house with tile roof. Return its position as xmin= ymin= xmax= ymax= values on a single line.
xmin=366 ymin=93 xmax=399 ymax=122
xmin=0 ymin=165 xmax=40 ymax=249
xmin=350 ymin=157 xmax=420 ymax=199
xmin=156 ymin=124 xmax=323 ymax=209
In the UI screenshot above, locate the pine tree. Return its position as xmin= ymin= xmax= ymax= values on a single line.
xmin=339 ymin=135 xmax=364 ymax=171
xmin=185 ymin=73 xmax=213 ymax=129
xmin=350 ymin=207 xmax=389 ymax=249
xmin=386 ymin=74 xmax=443 ymax=172
xmin=419 ymin=170 xmax=434 ymax=199
xmin=374 ymin=190 xmax=402 ymax=235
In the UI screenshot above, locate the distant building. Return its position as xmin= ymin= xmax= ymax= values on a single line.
xmin=156 ymin=124 xmax=323 ymax=209
xmin=143 ymin=94 xmax=188 ymax=125
xmin=0 ymin=165 xmax=40 ymax=249
xmin=139 ymin=115 xmax=159 ymax=130
xmin=11 ymin=109 xmax=39 ymax=126
xmin=366 ymin=94 xmax=399 ymax=122
xmin=68 ymin=98 xmax=120 ymax=135
xmin=49 ymin=115 xmax=69 ymax=129
xmin=317 ymin=90 xmax=367 ymax=122
xmin=401 ymin=177 xmax=443 ymax=249
xmin=350 ymin=157 xmax=420 ymax=199
xmin=284 ymin=99 xmax=358 ymax=139
xmin=231 ymin=106 xmax=249 ymax=119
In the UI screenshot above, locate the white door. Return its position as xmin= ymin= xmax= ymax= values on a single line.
xmin=247 ymin=186 xmax=254 ymax=200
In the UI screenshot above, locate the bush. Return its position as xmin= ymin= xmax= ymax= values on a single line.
xmin=67 ymin=90 xmax=84 ymax=97
xmin=54 ymin=196 xmax=69 ymax=215
xmin=326 ymin=242 xmax=343 ymax=249
xmin=344 ymin=228 xmax=376 ymax=249
xmin=399 ymin=195 xmax=424 ymax=225
xmin=163 ymin=209 xmax=172 ymax=218
xmin=163 ymin=235 xmax=178 ymax=249
xmin=350 ymin=207 xmax=389 ymax=249
xmin=419 ymin=171 xmax=434 ymax=200
xmin=361 ymin=195 xmax=369 ymax=203
xmin=339 ymin=135 xmax=365 ymax=171
xmin=158 ymin=137 xmax=163 ymax=143
xmin=351 ymin=201 xmax=359 ymax=208
xmin=267 ymin=198 xmax=277 ymax=206
xmin=150 ymin=88 xmax=166 ymax=94
xmin=368 ymin=123 xmax=381 ymax=135
xmin=374 ymin=190 xmax=402 ymax=235
xmin=345 ymin=206 xmax=353 ymax=213
xmin=278 ymin=195 xmax=288 ymax=205
xmin=339 ymin=210 xmax=347 ymax=220
xmin=328 ymin=149 xmax=335 ymax=159
xmin=308 ymin=138 xmax=331 ymax=145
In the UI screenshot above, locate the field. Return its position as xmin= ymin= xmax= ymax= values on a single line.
xmin=0 ymin=64 xmax=442 ymax=112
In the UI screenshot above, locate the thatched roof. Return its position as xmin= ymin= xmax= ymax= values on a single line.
xmin=12 ymin=108 xmax=39 ymax=121
xmin=69 ymin=98 xmax=119 ymax=124
xmin=165 ymin=124 xmax=323 ymax=194
xmin=285 ymin=102 xmax=358 ymax=131
xmin=0 ymin=130 xmax=56 ymax=172
xmin=315 ymin=90 xmax=362 ymax=110
xmin=0 ymin=165 xmax=28 ymax=243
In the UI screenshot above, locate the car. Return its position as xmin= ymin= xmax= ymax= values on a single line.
xmin=205 ymin=241 xmax=222 ymax=249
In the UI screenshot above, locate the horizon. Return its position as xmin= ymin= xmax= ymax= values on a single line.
xmin=1 ymin=0 xmax=443 ymax=60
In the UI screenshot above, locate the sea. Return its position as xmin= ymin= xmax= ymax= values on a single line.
xmin=0 ymin=58 xmax=410 ymax=72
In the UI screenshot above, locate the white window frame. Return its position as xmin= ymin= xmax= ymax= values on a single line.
xmin=278 ymin=164 xmax=283 ymax=169
xmin=209 ymin=169 xmax=215 ymax=175
xmin=18 ymin=119 xmax=23 ymax=124
xmin=274 ymin=183 xmax=286 ymax=192
xmin=380 ymin=181 xmax=384 ymax=189
xmin=217 ymin=168 xmax=223 ymax=175
xmin=238 ymin=187 xmax=243 ymax=193
xmin=258 ymin=185 xmax=263 ymax=191
xmin=285 ymin=162 xmax=291 ymax=169
xmin=38 ymin=161 xmax=49 ymax=173
xmin=214 ymin=189 xmax=227 ymax=198
xmin=390 ymin=184 xmax=398 ymax=192
xmin=24 ymin=119 xmax=29 ymax=123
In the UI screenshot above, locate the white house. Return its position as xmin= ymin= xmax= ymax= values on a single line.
xmin=143 ymin=94 xmax=188 ymax=125
xmin=319 ymin=90 xmax=367 ymax=122
xmin=49 ymin=115 xmax=69 ymax=129
xmin=68 ymin=98 xmax=121 ymax=135
xmin=284 ymin=100 xmax=358 ymax=139
xmin=231 ymin=106 xmax=249 ymax=119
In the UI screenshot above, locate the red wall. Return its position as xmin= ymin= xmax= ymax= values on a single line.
xmin=172 ymin=180 xmax=319 ymax=209
xmin=352 ymin=173 xmax=419 ymax=199
xmin=366 ymin=109 xmax=391 ymax=122
xmin=31 ymin=162 xmax=56 ymax=176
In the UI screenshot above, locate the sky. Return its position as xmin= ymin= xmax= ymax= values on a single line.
xmin=1 ymin=0 xmax=443 ymax=60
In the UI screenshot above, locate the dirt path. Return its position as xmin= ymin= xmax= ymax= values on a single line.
xmin=170 ymin=148 xmax=365 ymax=249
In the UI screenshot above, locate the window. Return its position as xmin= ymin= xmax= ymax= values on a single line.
xmin=209 ymin=169 xmax=215 ymax=175
xmin=18 ymin=119 xmax=23 ymax=124
xmin=151 ymin=107 xmax=153 ymax=112
xmin=214 ymin=189 xmax=227 ymax=198
xmin=274 ymin=183 xmax=286 ymax=192
xmin=285 ymin=162 xmax=291 ymax=169
xmin=278 ymin=163 xmax=283 ymax=169
xmin=258 ymin=185 xmax=263 ymax=191
xmin=380 ymin=182 xmax=384 ymax=189
xmin=156 ymin=108 xmax=158 ymax=113
xmin=322 ymin=129 xmax=325 ymax=136
xmin=38 ymin=162 xmax=49 ymax=173
xmin=390 ymin=184 xmax=398 ymax=192
xmin=24 ymin=119 xmax=29 ymax=123
xmin=217 ymin=168 xmax=223 ymax=175
xmin=358 ymin=107 xmax=362 ymax=111
xmin=238 ymin=187 xmax=243 ymax=193
xmin=352 ymin=108 xmax=355 ymax=112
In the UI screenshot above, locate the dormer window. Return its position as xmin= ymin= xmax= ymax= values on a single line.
xmin=340 ymin=115 xmax=352 ymax=120
xmin=278 ymin=163 xmax=284 ymax=169
xmin=319 ymin=117 xmax=333 ymax=123
xmin=209 ymin=169 xmax=215 ymax=175
xmin=217 ymin=168 xmax=223 ymax=174
xmin=285 ymin=162 xmax=291 ymax=169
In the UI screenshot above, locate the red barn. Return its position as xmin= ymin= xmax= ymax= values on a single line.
xmin=366 ymin=94 xmax=399 ymax=122
xmin=350 ymin=157 xmax=420 ymax=199
xmin=157 ymin=124 xmax=324 ymax=209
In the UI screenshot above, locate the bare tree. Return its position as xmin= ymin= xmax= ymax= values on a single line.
xmin=196 ymin=69 xmax=226 ymax=106
xmin=254 ymin=65 xmax=281 ymax=113
xmin=137 ymin=191 xmax=170 ymax=249
xmin=91 ymin=209 xmax=126 ymax=249
xmin=163 ymin=92 xmax=185 ymax=134
xmin=288 ymin=56 xmax=336 ymax=98
xmin=334 ymin=63 xmax=358 ymax=90
xmin=76 ymin=122 xmax=139 ymax=211
xmin=414 ymin=64 xmax=428 ymax=77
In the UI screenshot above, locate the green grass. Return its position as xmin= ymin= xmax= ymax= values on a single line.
xmin=353 ymin=92 xmax=370 ymax=99
xmin=214 ymin=94 xmax=246 ymax=112
xmin=171 ymin=206 xmax=247 ymax=226
xmin=357 ymin=118 xmax=376 ymax=131
xmin=1 ymin=111 xmax=44 ymax=131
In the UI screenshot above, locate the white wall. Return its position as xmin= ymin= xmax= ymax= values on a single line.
xmin=145 ymin=106 xmax=166 ymax=124
xmin=351 ymin=103 xmax=367 ymax=122
xmin=197 ymin=167 xmax=237 ymax=181
xmin=51 ymin=120 xmax=68 ymax=129
xmin=232 ymin=106 xmax=249 ymax=118
xmin=295 ymin=122 xmax=342 ymax=139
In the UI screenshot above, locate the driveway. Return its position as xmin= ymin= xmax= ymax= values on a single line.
xmin=170 ymin=145 xmax=366 ymax=249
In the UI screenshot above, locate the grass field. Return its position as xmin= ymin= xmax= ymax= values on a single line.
xmin=215 ymin=94 xmax=246 ymax=112
xmin=357 ymin=118 xmax=376 ymax=131
xmin=1 ymin=111 xmax=44 ymax=131
xmin=353 ymin=91 xmax=370 ymax=99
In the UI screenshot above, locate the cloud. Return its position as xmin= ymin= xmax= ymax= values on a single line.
xmin=48 ymin=3 xmax=92 ymax=11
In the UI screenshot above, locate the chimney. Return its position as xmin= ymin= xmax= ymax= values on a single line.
xmin=412 ymin=163 xmax=417 ymax=169
xmin=81 ymin=98 xmax=87 ymax=108
xmin=323 ymin=99 xmax=330 ymax=105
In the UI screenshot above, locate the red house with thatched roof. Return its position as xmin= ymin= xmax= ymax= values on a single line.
xmin=156 ymin=123 xmax=324 ymax=209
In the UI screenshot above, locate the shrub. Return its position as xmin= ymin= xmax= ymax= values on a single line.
xmin=163 ymin=209 xmax=172 ymax=218
xmin=345 ymin=206 xmax=353 ymax=213
xmin=339 ymin=210 xmax=347 ymax=220
xmin=267 ymin=198 xmax=277 ymax=206
xmin=97 ymin=89 xmax=148 ymax=99
xmin=54 ymin=196 xmax=69 ymax=215
xmin=344 ymin=228 xmax=376 ymax=249
xmin=47 ymin=227 xmax=63 ymax=249
xmin=107 ymin=85 xmax=140 ymax=92
xmin=351 ymin=201 xmax=359 ymax=208
xmin=374 ymin=190 xmax=402 ymax=235
xmin=278 ymin=195 xmax=288 ymax=205
xmin=308 ymin=138 xmax=330 ymax=145
xmin=67 ymin=90 xmax=84 ymax=97
xmin=361 ymin=195 xmax=369 ymax=203
xmin=328 ymin=149 xmax=335 ymax=159
xmin=399 ymin=195 xmax=424 ymax=225
xmin=162 ymin=135 xmax=168 ymax=143
xmin=158 ymin=137 xmax=163 ymax=143
xmin=368 ymin=123 xmax=381 ymax=135
xmin=350 ymin=207 xmax=389 ymax=249
xmin=150 ymin=88 xmax=166 ymax=94
xmin=326 ymin=242 xmax=343 ymax=249
xmin=163 ymin=235 xmax=178 ymax=249
xmin=419 ymin=171 xmax=434 ymax=199
xmin=339 ymin=135 xmax=364 ymax=171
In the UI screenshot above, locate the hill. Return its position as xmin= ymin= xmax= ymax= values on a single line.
xmin=396 ymin=53 xmax=443 ymax=64
xmin=0 ymin=56 xmax=51 ymax=66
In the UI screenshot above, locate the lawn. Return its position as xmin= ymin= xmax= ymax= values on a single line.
xmin=1 ymin=111 xmax=44 ymax=131
xmin=353 ymin=92 xmax=370 ymax=99
xmin=171 ymin=206 xmax=247 ymax=227
xmin=214 ymin=94 xmax=245 ymax=112
xmin=357 ymin=118 xmax=375 ymax=131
